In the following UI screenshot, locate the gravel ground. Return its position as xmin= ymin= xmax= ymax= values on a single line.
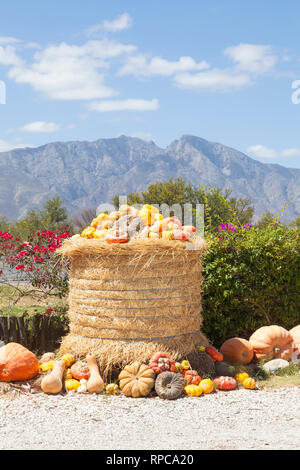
xmin=0 ymin=387 xmax=299 ymax=450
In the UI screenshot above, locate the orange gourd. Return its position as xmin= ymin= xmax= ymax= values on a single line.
xmin=0 ymin=342 xmax=39 ymax=382
xmin=249 ymin=325 xmax=294 ymax=361
xmin=182 ymin=370 xmax=201 ymax=385
xmin=220 ymin=338 xmax=254 ymax=365
xmin=213 ymin=376 xmax=237 ymax=390
xmin=70 ymin=361 xmax=90 ymax=381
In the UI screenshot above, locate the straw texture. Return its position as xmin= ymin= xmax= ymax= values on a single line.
xmin=58 ymin=237 xmax=208 ymax=378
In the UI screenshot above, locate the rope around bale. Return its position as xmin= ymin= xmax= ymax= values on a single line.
xmin=72 ymin=330 xmax=201 ymax=342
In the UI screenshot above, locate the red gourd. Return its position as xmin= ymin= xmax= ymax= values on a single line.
xmin=205 ymin=346 xmax=223 ymax=362
xmin=149 ymin=352 xmax=175 ymax=374
xmin=213 ymin=376 xmax=237 ymax=391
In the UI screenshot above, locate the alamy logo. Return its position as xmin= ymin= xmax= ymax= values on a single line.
xmin=0 ymin=80 xmax=6 ymax=104
xmin=291 ymin=80 xmax=300 ymax=104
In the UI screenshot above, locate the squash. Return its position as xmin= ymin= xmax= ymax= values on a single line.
xmin=70 ymin=361 xmax=90 ymax=381
xmin=61 ymin=354 xmax=75 ymax=368
xmin=86 ymin=354 xmax=104 ymax=394
xmin=180 ymin=360 xmax=190 ymax=370
xmin=155 ymin=372 xmax=184 ymax=400
xmin=119 ymin=362 xmax=155 ymax=398
xmin=243 ymin=377 xmax=256 ymax=390
xmin=182 ymin=370 xmax=201 ymax=385
xmin=0 ymin=342 xmax=39 ymax=382
xmin=175 ymin=362 xmax=183 ymax=373
xmin=149 ymin=352 xmax=175 ymax=374
xmin=39 ymin=360 xmax=55 ymax=372
xmin=39 ymin=352 xmax=55 ymax=364
xmin=184 ymin=384 xmax=202 ymax=397
xmin=220 ymin=338 xmax=254 ymax=365
xmin=205 ymin=346 xmax=223 ymax=362
xmin=65 ymin=378 xmax=80 ymax=392
xmin=213 ymin=376 xmax=237 ymax=390
xmin=64 ymin=368 xmax=73 ymax=380
xmin=41 ymin=360 xmax=65 ymax=394
xmin=199 ymin=378 xmax=214 ymax=394
xmin=106 ymin=383 xmax=119 ymax=395
xmin=235 ymin=372 xmax=249 ymax=383
xmin=249 ymin=325 xmax=294 ymax=361
xmin=290 ymin=325 xmax=300 ymax=359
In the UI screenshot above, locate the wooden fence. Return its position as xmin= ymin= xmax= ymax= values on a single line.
xmin=0 ymin=314 xmax=69 ymax=353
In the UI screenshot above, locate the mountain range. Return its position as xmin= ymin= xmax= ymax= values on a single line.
xmin=0 ymin=134 xmax=299 ymax=222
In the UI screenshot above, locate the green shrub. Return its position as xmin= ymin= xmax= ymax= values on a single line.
xmin=201 ymin=223 xmax=300 ymax=347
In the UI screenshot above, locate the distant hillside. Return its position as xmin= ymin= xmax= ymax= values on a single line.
xmin=0 ymin=134 xmax=299 ymax=221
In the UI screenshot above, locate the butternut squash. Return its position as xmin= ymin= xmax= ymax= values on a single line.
xmin=86 ymin=354 xmax=104 ymax=394
xmin=41 ymin=360 xmax=65 ymax=394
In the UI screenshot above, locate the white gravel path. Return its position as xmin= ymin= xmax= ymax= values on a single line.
xmin=0 ymin=387 xmax=299 ymax=450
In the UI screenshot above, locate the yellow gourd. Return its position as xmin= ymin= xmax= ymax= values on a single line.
xmin=106 ymin=383 xmax=119 ymax=395
xmin=61 ymin=353 xmax=75 ymax=368
xmin=64 ymin=368 xmax=73 ymax=380
xmin=86 ymin=354 xmax=104 ymax=394
xmin=41 ymin=360 xmax=65 ymax=394
xmin=65 ymin=379 xmax=81 ymax=392
xmin=199 ymin=378 xmax=214 ymax=394
xmin=243 ymin=377 xmax=256 ymax=389
xmin=235 ymin=372 xmax=249 ymax=383
xmin=39 ymin=360 xmax=55 ymax=372
xmin=175 ymin=362 xmax=183 ymax=373
xmin=81 ymin=227 xmax=96 ymax=238
xmin=181 ymin=360 xmax=190 ymax=370
xmin=184 ymin=384 xmax=202 ymax=397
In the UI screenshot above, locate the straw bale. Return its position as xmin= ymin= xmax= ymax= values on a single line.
xmin=58 ymin=237 xmax=208 ymax=378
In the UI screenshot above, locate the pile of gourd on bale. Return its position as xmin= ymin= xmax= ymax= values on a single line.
xmin=0 ymin=324 xmax=298 ymax=398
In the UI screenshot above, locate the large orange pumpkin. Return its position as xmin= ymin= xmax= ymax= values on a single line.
xmin=220 ymin=338 xmax=253 ymax=365
xmin=249 ymin=325 xmax=294 ymax=361
xmin=0 ymin=342 xmax=39 ymax=382
xmin=290 ymin=325 xmax=300 ymax=359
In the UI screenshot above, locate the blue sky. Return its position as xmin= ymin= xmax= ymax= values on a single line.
xmin=1 ymin=0 xmax=300 ymax=168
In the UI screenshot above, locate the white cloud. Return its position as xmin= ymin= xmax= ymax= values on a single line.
xmin=247 ymin=144 xmax=300 ymax=159
xmin=20 ymin=121 xmax=60 ymax=133
xmin=8 ymin=39 xmax=136 ymax=100
xmin=0 ymin=45 xmax=22 ymax=66
xmin=86 ymin=13 xmax=133 ymax=36
xmin=0 ymin=139 xmax=34 ymax=152
xmin=224 ymin=43 xmax=277 ymax=74
xmin=118 ymin=54 xmax=209 ymax=77
xmin=88 ymin=98 xmax=159 ymax=112
xmin=174 ymin=68 xmax=252 ymax=91
xmin=0 ymin=37 xmax=21 ymax=45
xmin=130 ymin=131 xmax=154 ymax=141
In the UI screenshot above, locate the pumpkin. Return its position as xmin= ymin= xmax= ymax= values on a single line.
xmin=39 ymin=360 xmax=55 ymax=372
xmin=243 ymin=377 xmax=256 ymax=390
xmin=65 ymin=379 xmax=80 ymax=392
xmin=249 ymin=325 xmax=294 ymax=361
xmin=106 ymin=230 xmax=129 ymax=244
xmin=86 ymin=354 xmax=104 ymax=394
xmin=61 ymin=354 xmax=75 ymax=368
xmin=182 ymin=370 xmax=201 ymax=385
xmin=70 ymin=361 xmax=90 ymax=381
xmin=41 ymin=360 xmax=65 ymax=394
xmin=290 ymin=325 xmax=300 ymax=359
xmin=0 ymin=342 xmax=39 ymax=382
xmin=39 ymin=352 xmax=55 ymax=364
xmin=184 ymin=384 xmax=202 ymax=397
xmin=106 ymin=383 xmax=119 ymax=395
xmin=213 ymin=376 xmax=237 ymax=390
xmin=149 ymin=352 xmax=175 ymax=374
xmin=199 ymin=378 xmax=214 ymax=394
xmin=155 ymin=372 xmax=184 ymax=400
xmin=205 ymin=346 xmax=223 ymax=362
xmin=220 ymin=338 xmax=254 ymax=365
xmin=235 ymin=372 xmax=249 ymax=383
xmin=119 ymin=362 xmax=155 ymax=398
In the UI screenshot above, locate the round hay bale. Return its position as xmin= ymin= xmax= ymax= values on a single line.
xmin=58 ymin=237 xmax=208 ymax=378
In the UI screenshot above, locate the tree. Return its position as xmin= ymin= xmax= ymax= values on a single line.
xmin=113 ymin=178 xmax=254 ymax=232
xmin=9 ymin=197 xmax=70 ymax=239
xmin=256 ymin=212 xmax=276 ymax=229
xmin=0 ymin=215 xmax=10 ymax=232
xmin=72 ymin=207 xmax=97 ymax=233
